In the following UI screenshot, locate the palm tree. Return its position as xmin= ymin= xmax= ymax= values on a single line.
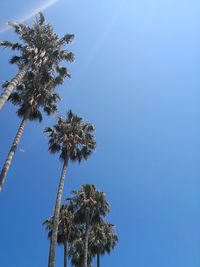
xmin=44 ymin=111 xmax=96 ymax=267
xmin=89 ymin=222 xmax=118 ymax=267
xmin=0 ymin=12 xmax=75 ymax=190
xmin=68 ymin=230 xmax=93 ymax=267
xmin=0 ymin=12 xmax=74 ymax=110
xmin=43 ymin=204 xmax=75 ymax=267
xmin=44 ymin=205 xmax=94 ymax=267
xmin=68 ymin=184 xmax=110 ymax=267
xmin=0 ymin=66 xmax=68 ymax=191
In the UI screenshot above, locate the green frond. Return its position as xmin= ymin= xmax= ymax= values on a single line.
xmin=16 ymin=83 xmax=26 ymax=91
xmin=61 ymin=51 xmax=75 ymax=63
xmin=7 ymin=21 xmax=18 ymax=28
xmin=43 ymin=105 xmax=57 ymax=115
xmin=49 ymin=143 xmax=61 ymax=154
xmin=2 ymin=81 xmax=10 ymax=88
xmin=29 ymin=110 xmax=43 ymax=122
xmin=0 ymin=40 xmax=11 ymax=47
xmin=67 ymin=109 xmax=73 ymax=119
xmin=9 ymin=92 xmax=22 ymax=105
xmin=56 ymin=66 xmax=68 ymax=77
xmin=38 ymin=12 xmax=45 ymax=25
xmin=9 ymin=55 xmax=21 ymax=64
xmin=0 ymin=40 xmax=23 ymax=50
xmin=7 ymin=21 xmax=23 ymax=34
xmin=11 ymin=42 xmax=23 ymax=50
xmin=52 ymin=93 xmax=61 ymax=102
xmin=44 ymin=127 xmax=53 ymax=134
xmin=60 ymin=149 xmax=68 ymax=161
xmin=17 ymin=106 xmax=27 ymax=118
xmin=54 ymin=76 xmax=64 ymax=85
xmin=62 ymin=34 xmax=75 ymax=44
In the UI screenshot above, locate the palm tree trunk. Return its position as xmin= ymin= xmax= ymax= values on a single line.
xmin=0 ymin=111 xmax=29 ymax=191
xmin=0 ymin=64 xmax=29 ymax=111
xmin=48 ymin=157 xmax=68 ymax=267
xmin=97 ymin=253 xmax=100 ymax=267
xmin=64 ymin=241 xmax=67 ymax=267
xmin=84 ymin=222 xmax=89 ymax=267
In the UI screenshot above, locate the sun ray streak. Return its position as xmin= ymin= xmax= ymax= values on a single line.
xmin=75 ymin=0 xmax=127 ymax=86
xmin=0 ymin=0 xmax=59 ymax=34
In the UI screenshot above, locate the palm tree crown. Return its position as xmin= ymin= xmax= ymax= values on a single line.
xmin=1 ymin=12 xmax=74 ymax=74
xmin=68 ymin=232 xmax=93 ymax=267
xmin=68 ymin=184 xmax=110 ymax=267
xmin=43 ymin=204 xmax=75 ymax=245
xmin=69 ymin=184 xmax=110 ymax=225
xmin=44 ymin=110 xmax=96 ymax=162
xmin=0 ymin=12 xmax=74 ymax=110
xmin=7 ymin=69 xmax=64 ymax=122
xmin=90 ymin=221 xmax=118 ymax=256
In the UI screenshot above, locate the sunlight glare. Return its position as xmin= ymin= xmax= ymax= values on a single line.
xmin=0 ymin=0 xmax=59 ymax=34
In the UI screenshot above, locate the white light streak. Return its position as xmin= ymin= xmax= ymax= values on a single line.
xmin=0 ymin=0 xmax=58 ymax=34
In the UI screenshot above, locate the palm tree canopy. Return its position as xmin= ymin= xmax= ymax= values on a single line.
xmin=44 ymin=110 xmax=96 ymax=162
xmin=1 ymin=13 xmax=74 ymax=117
xmin=68 ymin=184 xmax=110 ymax=225
xmin=0 ymin=13 xmax=75 ymax=74
xmin=6 ymin=68 xmax=64 ymax=121
xmin=43 ymin=204 xmax=75 ymax=245
xmin=44 ymin=204 xmax=93 ymax=267
xmin=89 ymin=221 xmax=118 ymax=256
xmin=68 ymin=226 xmax=93 ymax=267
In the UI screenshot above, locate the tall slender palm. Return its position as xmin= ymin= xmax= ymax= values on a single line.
xmin=44 ymin=111 xmax=96 ymax=267
xmin=89 ymin=222 xmax=118 ymax=267
xmin=0 ymin=66 xmax=68 ymax=191
xmin=0 ymin=13 xmax=74 ymax=190
xmin=0 ymin=12 xmax=74 ymax=110
xmin=43 ymin=204 xmax=75 ymax=267
xmin=68 ymin=184 xmax=110 ymax=267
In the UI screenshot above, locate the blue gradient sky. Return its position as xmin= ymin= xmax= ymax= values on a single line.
xmin=0 ymin=0 xmax=200 ymax=266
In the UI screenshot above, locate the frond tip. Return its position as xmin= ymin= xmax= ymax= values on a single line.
xmin=38 ymin=12 xmax=45 ymax=25
xmin=62 ymin=34 xmax=75 ymax=44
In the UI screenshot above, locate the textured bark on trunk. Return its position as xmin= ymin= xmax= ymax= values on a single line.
xmin=64 ymin=241 xmax=67 ymax=267
xmin=97 ymin=253 xmax=100 ymax=267
xmin=48 ymin=158 xmax=68 ymax=267
xmin=0 ymin=64 xmax=29 ymax=111
xmin=84 ymin=222 xmax=89 ymax=267
xmin=0 ymin=113 xmax=29 ymax=191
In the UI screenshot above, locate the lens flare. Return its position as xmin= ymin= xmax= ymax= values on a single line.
xmin=75 ymin=0 xmax=127 ymax=86
xmin=0 ymin=0 xmax=58 ymax=34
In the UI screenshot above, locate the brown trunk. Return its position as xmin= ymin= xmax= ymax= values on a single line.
xmin=0 ymin=111 xmax=29 ymax=191
xmin=48 ymin=157 xmax=68 ymax=267
xmin=0 ymin=64 xmax=29 ymax=111
xmin=64 ymin=241 xmax=67 ymax=267
xmin=97 ymin=253 xmax=100 ymax=267
xmin=84 ymin=222 xmax=89 ymax=267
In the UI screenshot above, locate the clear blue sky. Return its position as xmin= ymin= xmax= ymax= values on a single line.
xmin=0 ymin=0 xmax=200 ymax=266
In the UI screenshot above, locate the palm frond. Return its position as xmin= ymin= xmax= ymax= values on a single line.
xmin=38 ymin=12 xmax=45 ymax=25
xmin=61 ymin=51 xmax=75 ymax=63
xmin=29 ymin=109 xmax=43 ymax=122
xmin=9 ymin=92 xmax=22 ymax=105
xmin=61 ymin=34 xmax=75 ymax=44
xmin=9 ymin=55 xmax=21 ymax=64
